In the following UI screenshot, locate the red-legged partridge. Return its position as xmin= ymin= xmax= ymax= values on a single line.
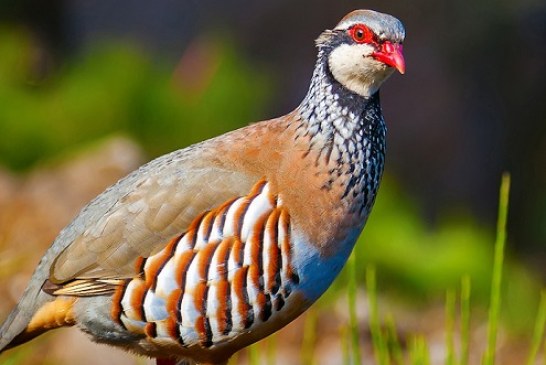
xmin=0 ymin=9 xmax=405 ymax=365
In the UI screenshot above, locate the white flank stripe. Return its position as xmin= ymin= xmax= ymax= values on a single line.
xmin=223 ymin=198 xmax=246 ymax=237
xmin=195 ymin=213 xmax=212 ymax=249
xmin=179 ymin=250 xmax=203 ymax=344
xmin=243 ymin=236 xmax=253 ymax=267
xmin=262 ymin=221 xmax=273 ymax=293
xmin=121 ymin=280 xmax=141 ymax=321
xmin=155 ymin=258 xmax=177 ymax=298
xmin=247 ymin=278 xmax=260 ymax=315
xmin=175 ymin=234 xmax=192 ymax=255
xmin=143 ymin=290 xmax=168 ymax=321
xmin=241 ymin=184 xmax=273 ymax=242
xmin=229 ymin=286 xmax=244 ymax=333
xmin=185 ymin=251 xmax=202 ymax=289
xmin=206 ymin=284 xmax=220 ymax=339
xmin=210 ymin=215 xmax=224 ymax=243
xmin=180 ymin=291 xmax=200 ymax=345
xmin=278 ymin=217 xmax=290 ymax=283
xmin=208 ymin=242 xmax=226 ymax=283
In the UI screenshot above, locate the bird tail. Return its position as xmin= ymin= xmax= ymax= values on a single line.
xmin=0 ymin=256 xmax=58 ymax=353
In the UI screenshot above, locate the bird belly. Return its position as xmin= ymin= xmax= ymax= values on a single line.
xmin=291 ymin=226 xmax=361 ymax=302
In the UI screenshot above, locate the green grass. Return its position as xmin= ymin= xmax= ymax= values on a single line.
xmin=302 ymin=309 xmax=318 ymax=365
xmin=526 ymin=290 xmax=546 ymax=365
xmin=445 ymin=289 xmax=456 ymax=365
xmin=483 ymin=173 xmax=510 ymax=365
xmin=367 ymin=266 xmax=389 ymax=365
xmin=0 ymin=349 xmax=28 ymax=365
xmin=341 ymin=323 xmax=351 ymax=365
xmin=409 ymin=335 xmax=431 ymax=365
xmin=341 ymin=173 xmax=544 ymax=365
xmin=460 ymin=275 xmax=472 ymax=365
xmin=267 ymin=334 xmax=278 ymax=365
xmin=348 ymin=251 xmax=362 ymax=365
xmin=385 ymin=314 xmax=404 ymax=365
xmin=248 ymin=342 xmax=259 ymax=365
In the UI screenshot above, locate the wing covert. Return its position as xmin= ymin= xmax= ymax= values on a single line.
xmin=50 ymin=149 xmax=257 ymax=283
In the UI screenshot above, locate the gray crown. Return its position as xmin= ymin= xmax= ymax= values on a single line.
xmin=334 ymin=10 xmax=405 ymax=43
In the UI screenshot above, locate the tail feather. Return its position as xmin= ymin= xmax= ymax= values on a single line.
xmin=4 ymin=296 xmax=76 ymax=352
xmin=0 ymin=292 xmax=53 ymax=352
xmin=0 ymin=255 xmax=55 ymax=353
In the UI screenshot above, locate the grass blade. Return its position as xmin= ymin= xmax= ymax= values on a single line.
xmin=460 ymin=275 xmax=471 ymax=365
xmin=267 ymin=333 xmax=278 ymax=365
xmin=367 ymin=265 xmax=389 ymax=365
xmin=410 ymin=335 xmax=431 ymax=365
xmin=526 ymin=290 xmax=546 ymax=365
xmin=445 ymin=289 xmax=457 ymax=365
xmin=482 ymin=173 xmax=511 ymax=365
xmin=341 ymin=324 xmax=351 ymax=365
xmin=385 ymin=314 xmax=404 ymax=365
xmin=301 ymin=309 xmax=318 ymax=365
xmin=248 ymin=342 xmax=259 ymax=365
xmin=348 ymin=250 xmax=363 ymax=364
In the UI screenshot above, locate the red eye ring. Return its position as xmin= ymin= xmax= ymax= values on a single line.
xmin=350 ymin=24 xmax=374 ymax=44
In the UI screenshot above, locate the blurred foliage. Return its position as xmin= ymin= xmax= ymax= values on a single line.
xmin=0 ymin=27 xmax=271 ymax=170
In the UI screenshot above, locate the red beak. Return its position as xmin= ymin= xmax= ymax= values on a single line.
xmin=372 ymin=42 xmax=405 ymax=74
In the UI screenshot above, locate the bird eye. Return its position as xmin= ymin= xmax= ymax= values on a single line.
xmin=350 ymin=24 xmax=373 ymax=44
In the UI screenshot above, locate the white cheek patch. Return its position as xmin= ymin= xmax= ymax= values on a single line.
xmin=328 ymin=43 xmax=394 ymax=97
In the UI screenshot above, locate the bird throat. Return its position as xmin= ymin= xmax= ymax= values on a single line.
xmin=295 ymin=50 xmax=387 ymax=218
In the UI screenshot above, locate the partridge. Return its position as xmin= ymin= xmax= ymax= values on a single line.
xmin=0 ymin=9 xmax=405 ymax=365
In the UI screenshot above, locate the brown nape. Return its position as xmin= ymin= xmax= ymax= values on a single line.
xmin=3 ymin=297 xmax=76 ymax=351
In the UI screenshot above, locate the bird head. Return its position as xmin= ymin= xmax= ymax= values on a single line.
xmin=316 ymin=10 xmax=406 ymax=97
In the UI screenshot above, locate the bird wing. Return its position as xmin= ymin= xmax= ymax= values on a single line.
xmin=50 ymin=145 xmax=259 ymax=284
xmin=106 ymin=178 xmax=300 ymax=348
xmin=48 ymin=168 xmax=302 ymax=348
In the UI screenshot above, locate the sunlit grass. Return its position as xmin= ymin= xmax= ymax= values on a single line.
xmin=266 ymin=334 xmax=278 ymax=365
xmin=385 ymin=314 xmax=404 ymax=365
xmin=526 ymin=290 xmax=546 ymax=365
xmin=341 ymin=323 xmax=350 ymax=365
xmin=345 ymin=173 xmax=546 ymax=365
xmin=248 ymin=342 xmax=259 ymax=365
xmin=301 ymin=309 xmax=318 ymax=365
xmin=367 ymin=266 xmax=389 ymax=365
xmin=460 ymin=275 xmax=471 ymax=365
xmin=347 ymin=251 xmax=362 ymax=365
xmin=0 ymin=349 xmax=28 ymax=365
xmin=483 ymin=173 xmax=510 ymax=365
xmin=409 ymin=335 xmax=430 ymax=365
xmin=445 ymin=289 xmax=456 ymax=365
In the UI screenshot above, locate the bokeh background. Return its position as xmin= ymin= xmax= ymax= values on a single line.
xmin=0 ymin=1 xmax=544 ymax=364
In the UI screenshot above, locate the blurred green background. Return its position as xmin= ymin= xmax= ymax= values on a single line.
xmin=0 ymin=1 xmax=544 ymax=364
